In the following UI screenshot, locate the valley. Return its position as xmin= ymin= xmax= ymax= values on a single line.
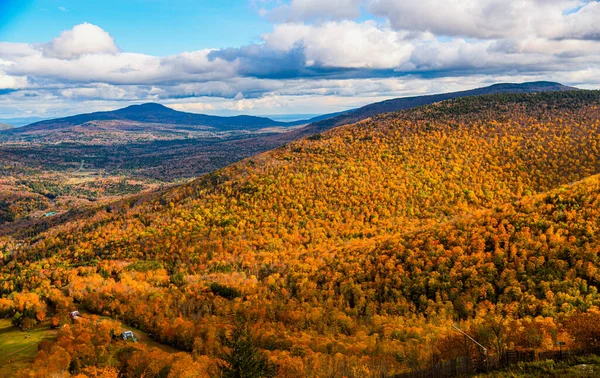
xmin=0 ymin=82 xmax=574 ymax=227
xmin=4 ymin=1 xmax=600 ymax=376
xmin=2 ymin=90 xmax=600 ymax=376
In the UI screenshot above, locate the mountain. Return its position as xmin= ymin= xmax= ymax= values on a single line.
xmin=10 ymin=103 xmax=344 ymax=134
xmin=0 ymin=123 xmax=13 ymax=131
xmin=10 ymin=81 xmax=570 ymax=136
xmin=0 ymin=82 xmax=582 ymax=229
xmin=297 ymin=81 xmax=576 ymax=135
xmin=14 ymin=103 xmax=299 ymax=133
xmin=2 ymin=90 xmax=600 ymax=376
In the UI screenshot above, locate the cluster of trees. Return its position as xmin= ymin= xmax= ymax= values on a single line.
xmin=1 ymin=91 xmax=600 ymax=376
xmin=0 ymin=193 xmax=50 ymax=225
xmin=15 ymin=315 xmax=216 ymax=378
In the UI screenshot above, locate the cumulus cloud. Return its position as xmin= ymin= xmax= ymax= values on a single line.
xmin=41 ymin=22 xmax=119 ymax=59
xmin=262 ymin=1 xmax=600 ymax=42
xmin=263 ymin=21 xmax=414 ymax=69
xmin=368 ymin=0 xmax=531 ymax=39
xmin=364 ymin=0 xmax=600 ymax=42
xmin=2 ymin=20 xmax=600 ymax=91
xmin=558 ymin=1 xmax=600 ymax=40
xmin=1 ymin=25 xmax=235 ymax=86
xmin=2 ymin=3 xmax=600 ymax=120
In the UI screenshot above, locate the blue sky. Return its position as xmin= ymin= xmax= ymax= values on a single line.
xmin=0 ymin=0 xmax=599 ymax=120
xmin=0 ymin=0 xmax=272 ymax=55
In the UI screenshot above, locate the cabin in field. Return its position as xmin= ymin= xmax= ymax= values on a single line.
xmin=69 ymin=311 xmax=82 ymax=320
xmin=122 ymin=330 xmax=137 ymax=342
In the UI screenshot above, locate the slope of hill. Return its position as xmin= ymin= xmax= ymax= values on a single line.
xmin=2 ymin=91 xmax=600 ymax=376
xmin=298 ymin=81 xmax=576 ymax=136
xmin=0 ymin=123 xmax=13 ymax=131
xmin=0 ymin=82 xmax=572 ymax=229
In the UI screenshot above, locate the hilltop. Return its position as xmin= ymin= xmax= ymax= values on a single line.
xmin=2 ymin=90 xmax=600 ymax=376
xmin=0 ymin=123 xmax=13 ymax=131
xmin=297 ymin=81 xmax=575 ymax=136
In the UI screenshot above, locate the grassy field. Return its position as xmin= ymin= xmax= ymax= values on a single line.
xmin=0 ymin=318 xmax=56 ymax=376
xmin=0 ymin=311 xmax=180 ymax=376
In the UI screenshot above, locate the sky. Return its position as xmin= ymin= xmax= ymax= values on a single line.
xmin=1 ymin=0 xmax=600 ymax=120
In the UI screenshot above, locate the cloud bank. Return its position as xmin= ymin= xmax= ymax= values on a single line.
xmin=1 ymin=0 xmax=600 ymax=118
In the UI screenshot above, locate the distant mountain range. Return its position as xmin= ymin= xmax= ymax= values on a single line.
xmin=11 ymin=103 xmax=339 ymax=133
xmin=0 ymin=117 xmax=45 ymax=127
xmin=6 ymin=81 xmax=573 ymax=136
xmin=0 ymin=123 xmax=13 ymax=131
xmin=0 ymin=81 xmax=578 ymax=182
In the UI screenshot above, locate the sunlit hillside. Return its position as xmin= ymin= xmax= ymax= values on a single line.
xmin=3 ymin=91 xmax=600 ymax=377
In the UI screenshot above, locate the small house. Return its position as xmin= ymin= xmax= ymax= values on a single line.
xmin=122 ymin=330 xmax=137 ymax=342
xmin=69 ymin=311 xmax=82 ymax=320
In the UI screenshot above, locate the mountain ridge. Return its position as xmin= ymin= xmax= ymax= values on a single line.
xmin=6 ymin=81 xmax=573 ymax=136
xmin=296 ymin=81 xmax=576 ymax=136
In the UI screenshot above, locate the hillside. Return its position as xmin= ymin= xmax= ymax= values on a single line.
xmin=0 ymin=123 xmax=13 ymax=131
xmin=2 ymin=91 xmax=600 ymax=376
xmin=0 ymin=82 xmax=571 ymax=227
xmin=297 ymin=81 xmax=575 ymax=136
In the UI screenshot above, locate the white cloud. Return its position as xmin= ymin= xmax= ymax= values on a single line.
xmin=1 ymin=70 xmax=600 ymax=120
xmin=368 ymin=0 xmax=528 ymax=39
xmin=0 ymin=72 xmax=27 ymax=89
xmin=1 ymin=11 xmax=600 ymax=120
xmin=170 ymin=102 xmax=216 ymax=112
xmin=261 ymin=0 xmax=600 ymax=42
xmin=264 ymin=21 xmax=414 ymax=68
xmin=1 ymin=24 xmax=235 ymax=86
xmin=558 ymin=1 xmax=600 ymax=40
xmin=42 ymin=22 xmax=119 ymax=59
xmin=261 ymin=0 xmax=363 ymax=22
xmin=368 ymin=0 xmax=600 ymax=41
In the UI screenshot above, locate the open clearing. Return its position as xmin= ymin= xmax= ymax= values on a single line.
xmin=0 ymin=311 xmax=180 ymax=376
xmin=0 ymin=318 xmax=56 ymax=376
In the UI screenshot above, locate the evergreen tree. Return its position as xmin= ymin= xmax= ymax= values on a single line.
xmin=218 ymin=321 xmax=277 ymax=378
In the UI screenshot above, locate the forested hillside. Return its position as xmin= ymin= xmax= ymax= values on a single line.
xmin=296 ymin=81 xmax=575 ymax=136
xmin=0 ymin=82 xmax=574 ymax=226
xmin=2 ymin=91 xmax=600 ymax=377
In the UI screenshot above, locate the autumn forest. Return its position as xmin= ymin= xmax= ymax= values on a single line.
xmin=3 ymin=91 xmax=600 ymax=377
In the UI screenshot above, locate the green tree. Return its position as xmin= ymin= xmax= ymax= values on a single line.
xmin=218 ymin=322 xmax=277 ymax=378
